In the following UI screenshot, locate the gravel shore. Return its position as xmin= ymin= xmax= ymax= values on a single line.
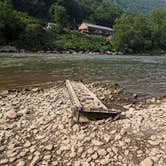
xmin=0 ymin=84 xmax=166 ymax=166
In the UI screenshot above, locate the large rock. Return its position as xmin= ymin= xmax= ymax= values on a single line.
xmin=140 ymin=157 xmax=154 ymax=166
xmin=6 ymin=110 xmax=17 ymax=119
xmin=91 ymin=140 xmax=104 ymax=146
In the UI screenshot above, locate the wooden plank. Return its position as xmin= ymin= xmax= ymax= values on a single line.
xmin=66 ymin=80 xmax=82 ymax=122
xmin=79 ymin=82 xmax=108 ymax=111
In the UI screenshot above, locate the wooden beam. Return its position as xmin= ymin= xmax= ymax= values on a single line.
xmin=79 ymin=82 xmax=108 ymax=111
xmin=65 ymin=80 xmax=82 ymax=122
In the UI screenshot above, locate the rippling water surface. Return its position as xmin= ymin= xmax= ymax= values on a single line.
xmin=0 ymin=53 xmax=166 ymax=98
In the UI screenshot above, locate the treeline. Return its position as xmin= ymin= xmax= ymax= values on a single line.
xmin=0 ymin=0 xmax=166 ymax=53
xmin=112 ymin=0 xmax=166 ymax=13
xmin=0 ymin=0 xmax=121 ymax=51
xmin=112 ymin=9 xmax=166 ymax=53
xmin=12 ymin=0 xmax=123 ymax=27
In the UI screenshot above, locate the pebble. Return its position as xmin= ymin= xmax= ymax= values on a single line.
xmin=91 ymin=140 xmax=104 ymax=146
xmin=98 ymin=149 xmax=107 ymax=156
xmin=148 ymin=140 xmax=161 ymax=146
xmin=16 ymin=160 xmax=26 ymax=166
xmin=6 ymin=110 xmax=17 ymax=119
xmin=140 ymin=157 xmax=154 ymax=166
xmin=0 ymin=159 xmax=8 ymax=164
xmin=29 ymin=155 xmax=40 ymax=166
xmin=45 ymin=144 xmax=53 ymax=151
xmin=24 ymin=141 xmax=31 ymax=148
xmin=100 ymin=157 xmax=111 ymax=165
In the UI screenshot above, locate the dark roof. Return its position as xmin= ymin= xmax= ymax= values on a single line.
xmin=83 ymin=23 xmax=113 ymax=31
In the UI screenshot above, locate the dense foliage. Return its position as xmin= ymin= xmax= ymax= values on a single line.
xmin=111 ymin=0 xmax=166 ymax=13
xmin=112 ymin=9 xmax=166 ymax=53
xmin=0 ymin=0 xmax=166 ymax=53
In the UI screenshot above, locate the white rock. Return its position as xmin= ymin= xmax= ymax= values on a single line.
xmin=29 ymin=155 xmax=40 ymax=166
xmin=140 ymin=157 xmax=153 ymax=166
xmin=24 ymin=141 xmax=31 ymax=148
xmin=16 ymin=160 xmax=26 ymax=166
xmin=6 ymin=110 xmax=17 ymax=119
xmin=70 ymin=152 xmax=76 ymax=158
xmin=98 ymin=149 xmax=107 ymax=156
xmin=45 ymin=144 xmax=53 ymax=151
xmin=100 ymin=157 xmax=111 ymax=165
xmin=0 ymin=159 xmax=8 ymax=164
xmin=148 ymin=140 xmax=160 ymax=146
xmin=91 ymin=140 xmax=104 ymax=146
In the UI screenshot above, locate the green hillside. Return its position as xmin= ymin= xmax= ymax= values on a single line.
xmin=0 ymin=0 xmax=166 ymax=53
xmin=112 ymin=0 xmax=166 ymax=12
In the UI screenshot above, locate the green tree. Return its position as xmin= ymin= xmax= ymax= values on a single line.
xmin=50 ymin=4 xmax=68 ymax=32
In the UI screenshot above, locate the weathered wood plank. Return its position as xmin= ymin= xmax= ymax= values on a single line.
xmin=66 ymin=80 xmax=121 ymax=123
xmin=79 ymin=82 xmax=108 ymax=111
xmin=66 ymin=80 xmax=82 ymax=122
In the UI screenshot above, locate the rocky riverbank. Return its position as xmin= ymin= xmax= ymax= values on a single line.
xmin=0 ymin=83 xmax=166 ymax=166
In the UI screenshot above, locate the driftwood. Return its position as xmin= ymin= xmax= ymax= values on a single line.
xmin=66 ymin=80 xmax=120 ymax=123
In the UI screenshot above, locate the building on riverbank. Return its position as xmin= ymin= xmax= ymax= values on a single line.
xmin=79 ymin=23 xmax=113 ymax=37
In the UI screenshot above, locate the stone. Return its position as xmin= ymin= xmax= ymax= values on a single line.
xmin=45 ymin=144 xmax=53 ymax=151
xmin=77 ymin=133 xmax=86 ymax=141
xmin=0 ymin=159 xmax=8 ymax=164
xmin=87 ymin=148 xmax=94 ymax=155
xmin=98 ymin=149 xmax=107 ymax=156
xmin=24 ymin=141 xmax=31 ymax=148
xmin=140 ymin=157 xmax=154 ymax=166
xmin=43 ymin=155 xmax=52 ymax=160
xmin=91 ymin=140 xmax=104 ymax=146
xmin=6 ymin=110 xmax=17 ymax=119
xmin=16 ymin=160 xmax=26 ymax=166
xmin=0 ymin=90 xmax=9 ymax=96
xmin=52 ymin=161 xmax=59 ymax=166
xmin=30 ymin=146 xmax=36 ymax=153
xmin=29 ymin=155 xmax=40 ymax=166
xmin=70 ymin=152 xmax=76 ymax=158
xmin=148 ymin=140 xmax=161 ymax=146
xmin=18 ymin=109 xmax=29 ymax=115
xmin=100 ymin=157 xmax=111 ymax=165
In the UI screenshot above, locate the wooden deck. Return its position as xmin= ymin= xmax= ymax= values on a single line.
xmin=66 ymin=80 xmax=121 ymax=123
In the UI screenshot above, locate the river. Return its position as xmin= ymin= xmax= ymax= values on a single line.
xmin=0 ymin=53 xmax=166 ymax=98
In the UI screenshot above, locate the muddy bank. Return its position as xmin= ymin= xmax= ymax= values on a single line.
xmin=0 ymin=83 xmax=166 ymax=166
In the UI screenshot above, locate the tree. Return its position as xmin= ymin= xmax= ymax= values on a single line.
xmin=49 ymin=4 xmax=68 ymax=32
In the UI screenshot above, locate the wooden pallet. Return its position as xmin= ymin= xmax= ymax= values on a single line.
xmin=66 ymin=80 xmax=121 ymax=123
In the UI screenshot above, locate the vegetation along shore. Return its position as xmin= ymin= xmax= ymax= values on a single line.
xmin=0 ymin=0 xmax=166 ymax=54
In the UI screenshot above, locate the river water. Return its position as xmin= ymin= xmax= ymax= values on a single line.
xmin=0 ymin=53 xmax=166 ymax=98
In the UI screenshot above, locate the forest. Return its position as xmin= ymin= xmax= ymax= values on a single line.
xmin=0 ymin=0 xmax=166 ymax=53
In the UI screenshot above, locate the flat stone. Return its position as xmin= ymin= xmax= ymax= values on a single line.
xmin=0 ymin=90 xmax=9 ymax=96
xmin=29 ymin=155 xmax=40 ymax=166
xmin=24 ymin=141 xmax=31 ymax=148
xmin=51 ymin=161 xmax=59 ymax=166
xmin=91 ymin=140 xmax=104 ymax=146
xmin=0 ymin=159 xmax=8 ymax=164
xmin=140 ymin=157 xmax=154 ymax=166
xmin=43 ymin=155 xmax=52 ymax=160
xmin=148 ymin=140 xmax=161 ymax=146
xmin=77 ymin=133 xmax=86 ymax=141
xmin=6 ymin=110 xmax=17 ymax=119
xmin=18 ymin=109 xmax=29 ymax=115
xmin=98 ymin=149 xmax=107 ymax=156
xmin=45 ymin=144 xmax=53 ymax=151
xmin=100 ymin=157 xmax=111 ymax=165
xmin=16 ymin=160 xmax=26 ymax=166
xmin=70 ymin=152 xmax=76 ymax=158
